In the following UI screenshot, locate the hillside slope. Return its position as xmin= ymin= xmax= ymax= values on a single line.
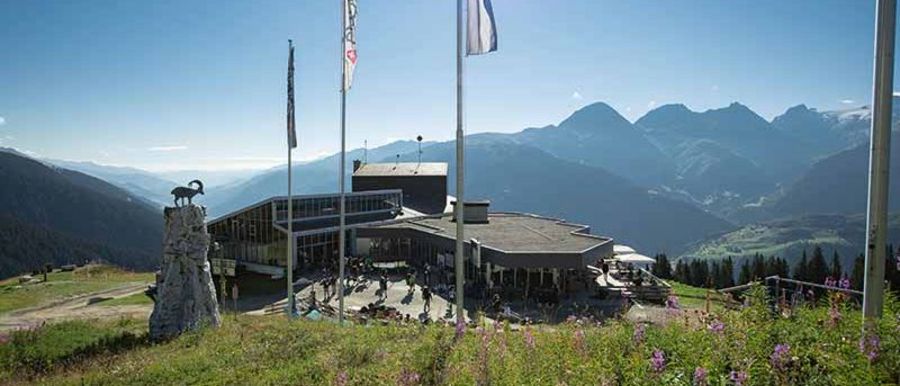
xmin=0 ymin=152 xmax=162 ymax=277
xmin=682 ymin=213 xmax=900 ymax=270
xmin=397 ymin=140 xmax=732 ymax=254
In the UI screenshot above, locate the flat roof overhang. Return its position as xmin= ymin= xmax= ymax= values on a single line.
xmin=357 ymin=224 xmax=610 ymax=270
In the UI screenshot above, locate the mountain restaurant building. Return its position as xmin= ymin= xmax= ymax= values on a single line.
xmin=356 ymin=201 xmax=614 ymax=297
xmin=207 ymin=160 xmax=614 ymax=299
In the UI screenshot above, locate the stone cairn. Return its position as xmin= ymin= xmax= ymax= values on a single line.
xmin=149 ymin=204 xmax=221 ymax=341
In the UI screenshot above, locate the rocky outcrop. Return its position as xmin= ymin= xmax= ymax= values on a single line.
xmin=149 ymin=204 xmax=220 ymax=340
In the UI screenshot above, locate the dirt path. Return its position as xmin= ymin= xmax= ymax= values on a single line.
xmin=0 ymin=283 xmax=152 ymax=331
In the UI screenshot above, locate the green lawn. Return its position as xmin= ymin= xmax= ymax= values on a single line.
xmin=3 ymin=286 xmax=898 ymax=385
xmin=0 ymin=265 xmax=154 ymax=314
xmin=668 ymin=281 xmax=729 ymax=310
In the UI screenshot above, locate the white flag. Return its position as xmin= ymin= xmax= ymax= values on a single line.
xmin=466 ymin=0 xmax=497 ymax=56
xmin=343 ymin=0 xmax=358 ymax=90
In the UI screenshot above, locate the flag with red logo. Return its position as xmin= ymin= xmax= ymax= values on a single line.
xmin=343 ymin=0 xmax=358 ymax=90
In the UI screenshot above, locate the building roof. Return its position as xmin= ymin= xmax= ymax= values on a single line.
xmin=613 ymin=245 xmax=636 ymax=255
xmin=615 ymin=253 xmax=656 ymax=265
xmin=353 ymin=162 xmax=448 ymax=177
xmin=371 ymin=212 xmax=610 ymax=254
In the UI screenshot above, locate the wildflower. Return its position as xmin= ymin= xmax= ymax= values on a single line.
xmin=858 ymin=334 xmax=880 ymax=362
xmin=693 ymin=367 xmax=708 ymax=386
xmin=455 ymin=319 xmax=465 ymax=338
xmin=707 ymin=320 xmax=725 ymax=334
xmin=828 ymin=303 xmax=842 ymax=326
xmin=633 ymin=323 xmax=646 ymax=344
xmin=729 ymin=370 xmax=748 ymax=386
xmin=770 ymin=343 xmax=790 ymax=371
xmin=566 ymin=314 xmax=578 ymax=323
xmin=573 ymin=328 xmax=586 ymax=354
xmin=397 ymin=369 xmax=421 ymax=386
xmin=523 ymin=327 xmax=535 ymax=351
xmin=335 ymin=371 xmax=348 ymax=386
xmin=650 ymin=349 xmax=666 ymax=373
xmin=665 ymin=295 xmax=680 ymax=310
xmin=824 ymin=276 xmax=836 ymax=287
xmin=839 ymin=277 xmax=851 ymax=289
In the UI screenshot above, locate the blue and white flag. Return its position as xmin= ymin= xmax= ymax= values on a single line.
xmin=466 ymin=0 xmax=497 ymax=56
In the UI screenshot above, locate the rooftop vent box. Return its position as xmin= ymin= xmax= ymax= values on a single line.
xmin=451 ymin=200 xmax=490 ymax=224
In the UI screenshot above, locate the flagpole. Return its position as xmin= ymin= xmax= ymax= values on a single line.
xmin=454 ymin=0 xmax=466 ymax=326
xmin=337 ymin=0 xmax=348 ymax=326
xmin=862 ymin=0 xmax=895 ymax=329
xmin=286 ymin=39 xmax=296 ymax=319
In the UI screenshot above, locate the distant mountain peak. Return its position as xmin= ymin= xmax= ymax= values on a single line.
xmin=635 ymin=103 xmax=698 ymax=128
xmin=560 ymin=101 xmax=631 ymax=129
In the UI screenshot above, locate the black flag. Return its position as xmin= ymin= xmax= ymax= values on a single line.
xmin=287 ymin=41 xmax=297 ymax=149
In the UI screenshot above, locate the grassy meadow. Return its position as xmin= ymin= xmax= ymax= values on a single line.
xmin=0 ymin=265 xmax=154 ymax=314
xmin=0 ymin=285 xmax=897 ymax=385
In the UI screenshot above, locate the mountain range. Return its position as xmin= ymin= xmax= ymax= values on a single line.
xmin=3 ymin=98 xmax=897 ymax=278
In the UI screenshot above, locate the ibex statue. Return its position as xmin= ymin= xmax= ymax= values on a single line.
xmin=171 ymin=180 xmax=204 ymax=207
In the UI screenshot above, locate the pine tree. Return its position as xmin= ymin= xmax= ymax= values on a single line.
xmin=830 ymin=250 xmax=842 ymax=279
xmin=808 ymin=245 xmax=828 ymax=284
xmin=710 ymin=260 xmax=722 ymax=288
xmin=654 ymin=254 xmax=672 ymax=279
xmin=751 ymin=253 xmax=766 ymax=280
xmin=738 ymin=259 xmax=752 ymax=285
xmin=690 ymin=260 xmax=709 ymax=287
xmin=794 ymin=249 xmax=809 ymax=281
xmin=674 ymin=260 xmax=690 ymax=284
xmin=851 ymin=253 xmax=865 ymax=290
xmin=722 ymin=257 xmax=736 ymax=288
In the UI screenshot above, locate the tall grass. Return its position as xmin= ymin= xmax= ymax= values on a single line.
xmin=4 ymin=288 xmax=899 ymax=385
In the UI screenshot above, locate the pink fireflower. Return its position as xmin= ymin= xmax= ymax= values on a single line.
xmin=573 ymin=328 xmax=586 ymax=355
xmin=859 ymin=334 xmax=880 ymax=362
xmin=633 ymin=323 xmax=646 ymax=344
xmin=650 ymin=349 xmax=666 ymax=373
xmin=397 ymin=369 xmax=421 ymax=386
xmin=693 ymin=367 xmax=708 ymax=386
xmin=335 ymin=371 xmax=348 ymax=386
xmin=729 ymin=370 xmax=748 ymax=386
xmin=523 ymin=326 xmax=535 ymax=351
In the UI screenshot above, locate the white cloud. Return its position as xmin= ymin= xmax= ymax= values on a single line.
xmin=711 ymin=85 xmax=720 ymax=92
xmin=841 ymin=99 xmax=855 ymax=104
xmin=894 ymin=91 xmax=900 ymax=97
xmin=571 ymin=91 xmax=583 ymax=100
xmin=647 ymin=100 xmax=657 ymax=109
xmin=147 ymin=145 xmax=188 ymax=152
xmin=0 ymin=116 xmax=5 ymax=126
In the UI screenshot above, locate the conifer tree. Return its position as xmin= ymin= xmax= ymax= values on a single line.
xmin=794 ymin=249 xmax=809 ymax=281
xmin=851 ymin=253 xmax=865 ymax=290
xmin=830 ymin=250 xmax=842 ymax=279
xmin=808 ymin=245 xmax=828 ymax=284
xmin=722 ymin=257 xmax=736 ymax=288
xmin=738 ymin=259 xmax=752 ymax=285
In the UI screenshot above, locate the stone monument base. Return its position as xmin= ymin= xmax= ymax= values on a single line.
xmin=149 ymin=204 xmax=220 ymax=341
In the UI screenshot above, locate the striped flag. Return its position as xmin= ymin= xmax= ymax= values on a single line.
xmin=343 ymin=0 xmax=358 ymax=90
xmin=466 ymin=0 xmax=497 ymax=56
xmin=286 ymin=42 xmax=297 ymax=148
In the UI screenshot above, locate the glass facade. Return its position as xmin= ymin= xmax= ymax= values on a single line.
xmin=208 ymin=190 xmax=402 ymax=270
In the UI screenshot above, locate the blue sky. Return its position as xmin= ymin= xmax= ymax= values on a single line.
xmin=0 ymin=0 xmax=888 ymax=171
